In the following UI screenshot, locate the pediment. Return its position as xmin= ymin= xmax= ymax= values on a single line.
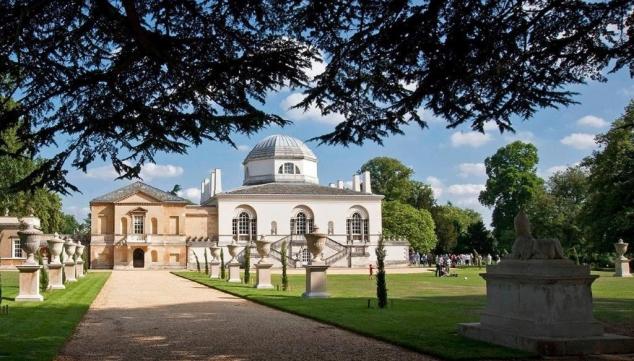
xmin=117 ymin=192 xmax=161 ymax=204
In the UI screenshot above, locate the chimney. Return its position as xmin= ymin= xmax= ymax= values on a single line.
xmin=362 ymin=171 xmax=372 ymax=193
xmin=200 ymin=178 xmax=210 ymax=204
xmin=209 ymin=171 xmax=215 ymax=196
xmin=337 ymin=180 xmax=344 ymax=189
xmin=213 ymin=168 xmax=222 ymax=194
xmin=352 ymin=174 xmax=361 ymax=192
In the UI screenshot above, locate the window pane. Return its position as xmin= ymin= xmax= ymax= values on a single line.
xmin=14 ymin=238 xmax=22 ymax=258
xmin=284 ymin=163 xmax=294 ymax=174
xmin=133 ymin=215 xmax=144 ymax=234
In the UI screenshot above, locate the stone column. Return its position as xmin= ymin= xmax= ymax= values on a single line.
xmin=64 ymin=240 xmax=77 ymax=283
xmin=227 ymin=244 xmax=241 ymax=283
xmin=303 ymin=227 xmax=330 ymax=298
xmin=15 ymin=223 xmax=44 ymax=302
xmin=75 ymin=244 xmax=85 ymax=278
xmin=255 ymin=237 xmax=273 ymax=289
xmin=209 ymin=246 xmax=221 ymax=279
xmin=614 ymin=239 xmax=631 ymax=277
xmin=46 ymin=234 xmax=66 ymax=290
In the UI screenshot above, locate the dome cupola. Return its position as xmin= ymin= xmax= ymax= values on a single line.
xmin=243 ymin=135 xmax=318 ymax=185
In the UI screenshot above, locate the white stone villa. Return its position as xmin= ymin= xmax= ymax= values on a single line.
xmin=88 ymin=134 xmax=409 ymax=270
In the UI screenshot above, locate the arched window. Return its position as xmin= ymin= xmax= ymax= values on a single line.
xmin=327 ymin=221 xmax=334 ymax=235
xmin=291 ymin=211 xmax=314 ymax=235
xmin=120 ymin=217 xmax=128 ymax=235
xmin=232 ymin=211 xmax=257 ymax=241
xmin=278 ymin=162 xmax=300 ymax=174
xmin=346 ymin=212 xmax=369 ymax=242
xmin=271 ymin=221 xmax=277 ymax=235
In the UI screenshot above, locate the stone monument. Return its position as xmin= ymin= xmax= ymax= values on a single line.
xmin=75 ymin=243 xmax=85 ymax=278
xmin=64 ymin=239 xmax=77 ymax=282
xmin=254 ymin=236 xmax=273 ymax=289
xmin=302 ymin=227 xmax=330 ymax=298
xmin=614 ymin=239 xmax=631 ymax=277
xmin=209 ymin=245 xmax=221 ymax=279
xmin=226 ymin=243 xmax=241 ymax=283
xmin=46 ymin=233 xmax=66 ymax=290
xmin=15 ymin=222 xmax=44 ymax=302
xmin=459 ymin=211 xmax=634 ymax=356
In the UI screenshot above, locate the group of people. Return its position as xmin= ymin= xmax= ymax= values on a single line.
xmin=408 ymin=250 xmax=501 ymax=277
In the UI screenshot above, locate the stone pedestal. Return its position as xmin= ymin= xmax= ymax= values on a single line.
xmin=302 ymin=264 xmax=330 ymax=298
xmin=15 ymin=264 xmax=44 ymax=302
xmin=209 ymin=261 xmax=221 ymax=279
xmin=227 ymin=262 xmax=241 ymax=283
xmin=64 ymin=261 xmax=77 ymax=282
xmin=459 ymin=259 xmax=634 ymax=355
xmin=47 ymin=263 xmax=65 ymax=290
xmin=615 ymin=257 xmax=632 ymax=277
xmin=76 ymin=261 xmax=85 ymax=278
xmin=255 ymin=263 xmax=273 ymax=289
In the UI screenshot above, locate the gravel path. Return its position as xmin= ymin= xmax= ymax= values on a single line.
xmin=57 ymin=270 xmax=437 ymax=361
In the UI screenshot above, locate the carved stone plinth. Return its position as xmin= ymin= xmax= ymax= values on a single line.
xmin=64 ymin=261 xmax=77 ymax=282
xmin=15 ymin=264 xmax=43 ymax=302
xmin=255 ymin=263 xmax=273 ymax=289
xmin=209 ymin=261 xmax=221 ymax=279
xmin=76 ymin=261 xmax=85 ymax=279
xmin=227 ymin=262 xmax=241 ymax=283
xmin=459 ymin=260 xmax=634 ymax=355
xmin=47 ymin=263 xmax=65 ymax=290
xmin=302 ymin=264 xmax=330 ymax=298
xmin=615 ymin=258 xmax=632 ymax=277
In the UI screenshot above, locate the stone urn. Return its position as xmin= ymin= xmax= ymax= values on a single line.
xmin=64 ymin=240 xmax=77 ymax=263
xmin=17 ymin=222 xmax=43 ymax=265
xmin=210 ymin=246 xmax=221 ymax=261
xmin=227 ymin=243 xmax=240 ymax=263
xmin=615 ymin=239 xmax=629 ymax=259
xmin=305 ymin=226 xmax=327 ymax=264
xmin=255 ymin=237 xmax=271 ymax=263
xmin=47 ymin=233 xmax=66 ymax=265
xmin=75 ymin=243 xmax=85 ymax=260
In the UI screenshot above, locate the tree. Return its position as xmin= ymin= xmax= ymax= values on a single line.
xmin=432 ymin=204 xmax=482 ymax=253
xmin=375 ymin=236 xmax=387 ymax=309
xmin=220 ymin=248 xmax=226 ymax=279
xmin=243 ymin=242 xmax=251 ymax=284
xmin=456 ymin=220 xmax=495 ymax=255
xmin=360 ymin=157 xmax=413 ymax=202
xmin=204 ymin=249 xmax=209 ymax=275
xmin=382 ymin=201 xmax=437 ymax=253
xmin=479 ymin=141 xmax=543 ymax=251
xmin=59 ymin=214 xmax=81 ymax=235
xmin=581 ymin=101 xmax=634 ymax=252
xmin=406 ymin=181 xmax=436 ymax=211
xmin=3 ymin=1 xmax=631 ymax=193
xmin=0 ymin=125 xmax=65 ymax=233
xmin=281 ymin=240 xmax=289 ymax=291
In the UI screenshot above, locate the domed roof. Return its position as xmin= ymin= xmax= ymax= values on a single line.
xmin=243 ymin=135 xmax=317 ymax=164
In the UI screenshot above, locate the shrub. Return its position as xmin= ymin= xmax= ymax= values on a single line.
xmin=220 ymin=248 xmax=226 ymax=279
xmin=376 ymin=236 xmax=388 ymax=308
xmin=37 ymin=251 xmax=48 ymax=292
xmin=244 ymin=242 xmax=251 ymax=284
xmin=204 ymin=249 xmax=209 ymax=275
xmin=193 ymin=252 xmax=201 ymax=272
xmin=281 ymin=240 xmax=288 ymax=291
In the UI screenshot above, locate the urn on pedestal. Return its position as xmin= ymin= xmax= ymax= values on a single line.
xmin=15 ymin=222 xmax=44 ymax=302
xmin=254 ymin=237 xmax=273 ymax=289
xmin=64 ymin=240 xmax=77 ymax=282
xmin=226 ymin=243 xmax=242 ymax=283
xmin=46 ymin=233 xmax=66 ymax=290
xmin=75 ymin=243 xmax=86 ymax=278
xmin=209 ymin=245 xmax=221 ymax=279
xmin=614 ymin=239 xmax=631 ymax=277
xmin=302 ymin=227 xmax=330 ymax=298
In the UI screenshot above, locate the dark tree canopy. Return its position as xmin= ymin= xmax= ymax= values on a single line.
xmin=1 ymin=1 xmax=633 ymax=193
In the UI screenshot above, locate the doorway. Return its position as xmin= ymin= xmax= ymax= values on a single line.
xmin=133 ymin=248 xmax=145 ymax=268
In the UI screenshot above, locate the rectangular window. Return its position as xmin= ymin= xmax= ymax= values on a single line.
xmin=13 ymin=238 xmax=22 ymax=258
xmin=133 ymin=215 xmax=144 ymax=234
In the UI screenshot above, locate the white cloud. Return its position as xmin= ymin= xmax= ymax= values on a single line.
xmin=545 ymin=165 xmax=568 ymax=176
xmin=620 ymin=85 xmax=634 ymax=97
xmin=483 ymin=122 xmax=499 ymax=132
xmin=560 ymin=133 xmax=597 ymax=150
xmin=85 ymin=162 xmax=183 ymax=181
xmin=458 ymin=163 xmax=486 ymax=178
xmin=450 ymin=132 xmax=492 ymax=148
xmin=280 ymin=93 xmax=345 ymax=125
xmin=447 ymin=184 xmax=485 ymax=196
xmin=304 ymin=58 xmax=326 ymax=80
xmin=237 ymin=144 xmax=251 ymax=152
xmin=177 ymin=187 xmax=201 ymax=203
xmin=576 ymin=115 xmax=607 ymax=128
xmin=426 ymin=176 xmax=444 ymax=198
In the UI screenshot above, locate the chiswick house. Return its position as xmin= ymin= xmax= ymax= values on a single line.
xmin=88 ymin=134 xmax=409 ymax=270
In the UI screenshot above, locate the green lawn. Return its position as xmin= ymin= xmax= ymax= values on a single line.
xmin=0 ymin=271 xmax=110 ymax=361
xmin=174 ymin=268 xmax=634 ymax=360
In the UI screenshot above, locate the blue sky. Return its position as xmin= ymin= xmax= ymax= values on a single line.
xmin=60 ymin=66 xmax=634 ymax=228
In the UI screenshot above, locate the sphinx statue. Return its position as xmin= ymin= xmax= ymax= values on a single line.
xmin=510 ymin=210 xmax=565 ymax=260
